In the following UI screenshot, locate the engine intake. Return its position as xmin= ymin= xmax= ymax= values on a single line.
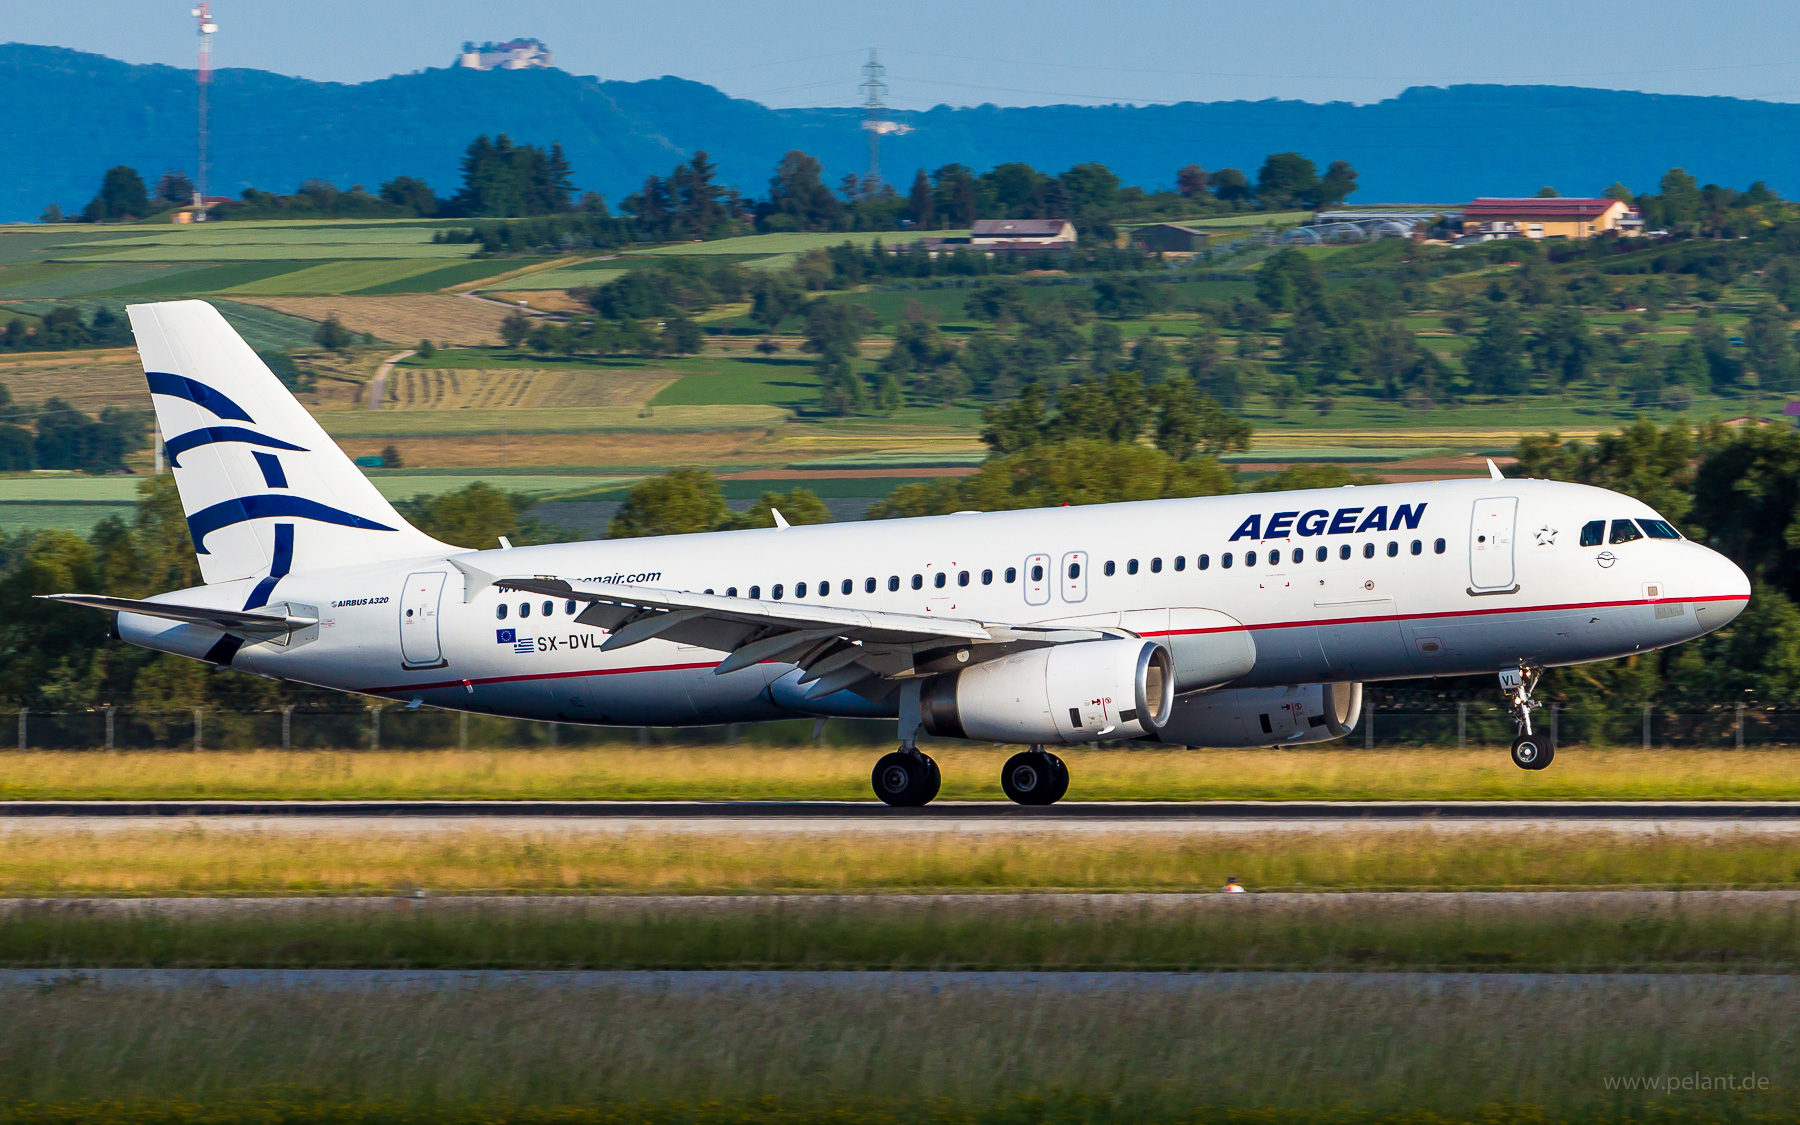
xmin=921 ymin=639 xmax=1173 ymax=745
xmin=1153 ymin=682 xmax=1363 ymax=748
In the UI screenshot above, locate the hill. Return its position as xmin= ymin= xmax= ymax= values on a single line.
xmin=8 ymin=43 xmax=1800 ymax=219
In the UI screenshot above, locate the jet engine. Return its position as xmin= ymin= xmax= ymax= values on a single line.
xmin=1152 ymin=682 xmax=1363 ymax=748
xmin=921 ymin=638 xmax=1173 ymax=744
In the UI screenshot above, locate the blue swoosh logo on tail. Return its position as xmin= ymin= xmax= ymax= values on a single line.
xmin=187 ymin=496 xmax=395 ymax=555
xmin=164 ymin=426 xmax=307 ymax=468
xmin=146 ymin=372 xmax=254 ymax=422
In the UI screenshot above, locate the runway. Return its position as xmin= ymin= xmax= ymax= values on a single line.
xmin=4 ymin=799 xmax=1800 ymax=836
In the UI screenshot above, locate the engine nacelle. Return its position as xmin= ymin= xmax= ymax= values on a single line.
xmin=921 ymin=639 xmax=1174 ymax=745
xmin=1153 ymin=683 xmax=1363 ymax=748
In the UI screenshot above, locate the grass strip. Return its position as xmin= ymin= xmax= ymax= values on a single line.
xmin=5 ymin=893 xmax=1800 ymax=970
xmin=0 ymin=975 xmax=1793 ymax=1117
xmin=4 ymin=827 xmax=1800 ymax=896
xmin=7 ymin=747 xmax=1800 ymax=802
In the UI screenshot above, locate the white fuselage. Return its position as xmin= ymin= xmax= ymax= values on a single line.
xmin=117 ymin=476 xmax=1750 ymax=733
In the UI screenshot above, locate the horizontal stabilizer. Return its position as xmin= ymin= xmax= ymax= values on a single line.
xmin=37 ymin=593 xmax=315 ymax=634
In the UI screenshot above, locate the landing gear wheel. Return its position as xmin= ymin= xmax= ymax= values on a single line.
xmin=1510 ymin=735 xmax=1554 ymax=771
xmin=1002 ymin=749 xmax=1068 ymax=806
xmin=872 ymin=750 xmax=940 ymax=807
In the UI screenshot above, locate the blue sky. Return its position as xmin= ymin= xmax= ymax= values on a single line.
xmin=7 ymin=0 xmax=1800 ymax=107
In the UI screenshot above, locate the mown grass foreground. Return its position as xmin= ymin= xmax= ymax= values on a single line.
xmin=6 ymin=747 xmax=1800 ymax=801
xmin=0 ymin=975 xmax=1794 ymax=1122
xmin=6 ymin=825 xmax=1800 ymax=896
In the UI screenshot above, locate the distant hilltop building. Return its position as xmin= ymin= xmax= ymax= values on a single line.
xmin=455 ymin=39 xmax=553 ymax=71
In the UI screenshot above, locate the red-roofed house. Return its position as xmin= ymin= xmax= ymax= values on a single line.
xmin=1460 ymin=197 xmax=1637 ymax=241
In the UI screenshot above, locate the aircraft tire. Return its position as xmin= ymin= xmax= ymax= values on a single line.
xmin=1510 ymin=735 xmax=1554 ymax=771
xmin=873 ymin=750 xmax=939 ymax=807
xmin=1001 ymin=749 xmax=1065 ymax=806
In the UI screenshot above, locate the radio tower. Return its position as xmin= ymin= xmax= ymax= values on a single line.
xmin=192 ymin=4 xmax=217 ymax=220
xmin=859 ymin=48 xmax=887 ymax=192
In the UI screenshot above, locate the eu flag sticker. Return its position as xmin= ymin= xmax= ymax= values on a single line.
xmin=496 ymin=628 xmax=516 ymax=644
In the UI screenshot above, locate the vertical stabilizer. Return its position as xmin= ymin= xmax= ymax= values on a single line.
xmin=129 ymin=300 xmax=450 ymax=588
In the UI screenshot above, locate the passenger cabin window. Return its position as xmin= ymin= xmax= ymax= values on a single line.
xmin=911 ymin=575 xmax=923 ymax=590
xmin=1363 ymin=543 xmax=1375 ymax=559
xmin=1610 ymin=519 xmax=1644 ymax=545
xmin=1030 ymin=563 xmax=1044 ymax=582
xmin=519 ymin=602 xmax=530 ymax=618
xmin=934 ymin=572 xmax=947 ymax=588
xmin=959 ymin=571 xmax=971 ymax=586
xmin=1105 ymin=560 xmax=1116 ymax=576
xmin=1340 ymin=544 xmax=1352 ymax=560
xmin=1292 ymin=548 xmax=1304 ymax=564
xmin=1151 ymin=558 xmax=1162 ymax=573
xmin=1434 ymin=539 xmax=1446 ymax=555
xmin=772 ymin=584 xmax=784 ymax=600
xmin=1221 ymin=553 xmax=1233 ymax=569
xmin=1127 ymin=559 xmax=1139 ymax=575
xmin=1639 ymin=519 xmax=1682 ymax=540
xmin=982 ymin=569 xmax=994 ymax=585
xmin=749 ymin=585 xmax=761 ymax=599
xmin=1244 ymin=551 xmax=1255 ymax=568
xmin=794 ymin=582 xmax=806 ymax=598
xmin=865 ymin=578 xmax=876 ymax=593
xmin=1315 ymin=546 xmax=1327 ymax=562
xmin=566 ymin=600 xmax=577 ymax=614
xmin=1174 ymin=556 xmax=1187 ymax=572
xmin=1067 ymin=562 xmax=1080 ymax=579
xmin=1386 ymin=542 xmax=1399 ymax=558
xmin=1198 ymin=554 xmax=1210 ymax=570
xmin=1005 ymin=567 xmax=1017 ymax=583
xmin=1580 ymin=520 xmax=1605 ymax=547
xmin=1268 ymin=549 xmax=1280 ymax=566
xmin=727 ymin=587 xmax=738 ymax=597
xmin=888 ymin=577 xmax=899 ymax=592
xmin=1410 ymin=540 xmax=1422 ymax=556
xmin=842 ymin=579 xmax=853 ymax=595
xmin=541 ymin=601 xmax=553 ymax=617
xmin=496 ymin=603 xmax=508 ymax=620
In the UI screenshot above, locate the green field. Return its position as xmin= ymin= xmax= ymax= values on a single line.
xmin=219 ymin=259 xmax=460 ymax=295
xmin=625 ymin=230 xmax=969 ymax=257
xmin=361 ymin=258 xmax=552 ymax=294
xmin=649 ymin=355 xmax=821 ymax=406
xmin=316 ymin=404 xmax=786 ymax=437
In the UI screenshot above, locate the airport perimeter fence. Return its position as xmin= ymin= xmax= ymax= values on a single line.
xmin=1 ymin=702 xmax=1799 ymax=752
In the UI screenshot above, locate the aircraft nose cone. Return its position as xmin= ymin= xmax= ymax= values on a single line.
xmin=1706 ymin=548 xmax=1751 ymax=627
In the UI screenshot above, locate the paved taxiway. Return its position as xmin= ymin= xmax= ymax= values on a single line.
xmin=5 ymin=800 xmax=1800 ymax=834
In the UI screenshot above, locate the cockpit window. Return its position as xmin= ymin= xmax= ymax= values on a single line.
xmin=1638 ymin=519 xmax=1682 ymax=540
xmin=1609 ymin=519 xmax=1644 ymax=545
xmin=1579 ymin=520 xmax=1605 ymax=547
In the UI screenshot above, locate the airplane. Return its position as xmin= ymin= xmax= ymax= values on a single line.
xmin=45 ymin=301 xmax=1751 ymax=806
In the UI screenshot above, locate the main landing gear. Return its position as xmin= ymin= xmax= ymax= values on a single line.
xmin=872 ymin=680 xmax=942 ymax=808
xmin=1502 ymin=664 xmax=1554 ymax=771
xmin=1001 ymin=747 xmax=1069 ymax=806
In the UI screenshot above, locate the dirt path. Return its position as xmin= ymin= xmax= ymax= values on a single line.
xmin=367 ymin=350 xmax=414 ymax=412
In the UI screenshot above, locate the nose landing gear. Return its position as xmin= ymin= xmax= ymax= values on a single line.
xmin=1501 ymin=664 xmax=1554 ymax=770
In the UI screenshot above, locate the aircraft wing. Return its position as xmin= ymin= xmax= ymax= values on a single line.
xmin=37 ymin=593 xmax=316 ymax=634
xmin=450 ymin=559 xmax=1111 ymax=699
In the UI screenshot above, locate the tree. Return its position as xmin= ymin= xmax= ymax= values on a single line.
xmin=727 ymin=488 xmax=831 ymax=530
xmin=869 ymin=439 xmax=1234 ymax=518
xmin=760 ymin=151 xmax=842 ymax=232
xmin=378 ymin=444 xmax=404 ymax=469
xmin=448 ymin=135 xmax=575 ymax=218
xmin=154 ymin=169 xmax=194 ymax=205
xmin=931 ymin=164 xmax=982 ymax=227
xmin=499 ymin=310 xmax=531 ymax=349
xmin=83 ymin=166 xmax=150 ymax=222
xmin=673 ymin=151 xmax=726 ymax=237
xmin=39 ymin=204 xmax=63 ymax=224
xmin=398 ymin=482 xmax=536 ymax=548
xmin=906 ymin=168 xmax=934 ymax=229
xmin=1604 ymin=182 xmax=1635 ymax=203
xmin=1659 ymin=168 xmax=1702 ymax=225
xmin=1534 ymin=186 xmax=1561 ymax=198
xmin=379 ymin=176 xmax=438 ymax=216
xmin=1176 ymin=164 xmax=1209 ymax=197
xmin=1210 ymin=168 xmax=1252 ymax=203
xmin=608 ymin=468 xmax=731 ymax=539
xmin=1255 ymin=248 xmax=1323 ymax=312
xmin=1318 ymin=161 xmax=1359 ymax=208
xmin=1255 ymin=153 xmax=1321 ymax=211
xmin=1463 ymin=307 xmax=1530 ymax=395
xmin=660 ymin=315 xmax=704 ymax=355
xmin=314 ymin=313 xmax=354 ymax=352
